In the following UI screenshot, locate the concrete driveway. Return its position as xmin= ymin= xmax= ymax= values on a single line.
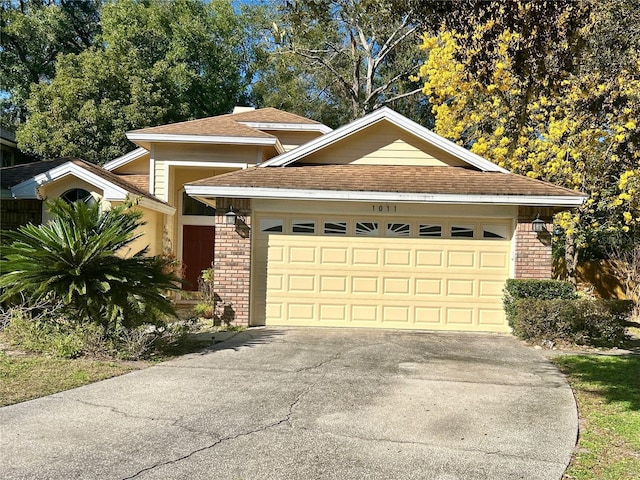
xmin=1 ymin=328 xmax=577 ymax=480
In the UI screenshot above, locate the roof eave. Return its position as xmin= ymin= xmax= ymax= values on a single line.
xmin=9 ymin=161 xmax=173 ymax=213
xmin=10 ymin=161 xmax=130 ymax=200
xmin=126 ymin=133 xmax=280 ymax=150
xmin=184 ymin=185 xmax=586 ymax=207
xmin=136 ymin=196 xmax=176 ymax=215
xmin=103 ymin=147 xmax=148 ymax=171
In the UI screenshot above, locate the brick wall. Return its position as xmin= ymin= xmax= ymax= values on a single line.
xmin=514 ymin=206 xmax=555 ymax=279
xmin=213 ymin=198 xmax=251 ymax=325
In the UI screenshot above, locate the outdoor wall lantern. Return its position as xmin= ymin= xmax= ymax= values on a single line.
xmin=224 ymin=205 xmax=237 ymax=225
xmin=532 ymin=213 xmax=546 ymax=233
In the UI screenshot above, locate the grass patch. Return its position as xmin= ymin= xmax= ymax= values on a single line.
xmin=0 ymin=352 xmax=141 ymax=407
xmin=552 ymin=355 xmax=640 ymax=480
xmin=0 ymin=327 xmax=219 ymax=407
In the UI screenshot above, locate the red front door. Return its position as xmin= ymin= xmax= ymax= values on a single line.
xmin=182 ymin=225 xmax=215 ymax=291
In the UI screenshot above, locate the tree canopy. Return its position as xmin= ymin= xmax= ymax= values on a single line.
xmin=251 ymin=0 xmax=429 ymax=127
xmin=11 ymin=0 xmax=252 ymax=164
xmin=3 ymin=0 xmax=639 ymax=266
xmin=0 ymin=0 xmax=102 ymax=128
xmin=411 ymin=0 xmax=640 ymax=272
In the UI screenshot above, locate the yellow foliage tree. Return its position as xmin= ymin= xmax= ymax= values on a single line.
xmin=413 ymin=15 xmax=640 ymax=280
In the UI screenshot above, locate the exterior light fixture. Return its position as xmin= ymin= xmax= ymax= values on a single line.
xmin=532 ymin=214 xmax=546 ymax=233
xmin=224 ymin=205 xmax=237 ymax=225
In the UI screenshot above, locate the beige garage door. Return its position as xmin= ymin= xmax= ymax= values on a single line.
xmin=265 ymin=234 xmax=511 ymax=332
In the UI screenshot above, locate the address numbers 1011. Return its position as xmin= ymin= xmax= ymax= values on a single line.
xmin=371 ymin=204 xmax=397 ymax=213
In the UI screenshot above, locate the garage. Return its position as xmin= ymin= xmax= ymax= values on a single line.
xmin=185 ymin=107 xmax=586 ymax=331
xmin=257 ymin=214 xmax=512 ymax=332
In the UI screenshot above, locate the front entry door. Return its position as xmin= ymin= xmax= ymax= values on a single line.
xmin=182 ymin=225 xmax=215 ymax=291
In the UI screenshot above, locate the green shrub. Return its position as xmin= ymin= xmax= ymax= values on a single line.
xmin=504 ymin=278 xmax=578 ymax=300
xmin=3 ymin=309 xmax=105 ymax=359
xmin=0 ymin=199 xmax=180 ymax=333
xmin=503 ymin=279 xmax=578 ymax=326
xmin=511 ymin=298 xmax=633 ymax=347
xmin=1 ymin=305 xmax=197 ymax=360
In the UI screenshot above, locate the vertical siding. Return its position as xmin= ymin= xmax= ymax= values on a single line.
xmin=154 ymin=160 xmax=166 ymax=200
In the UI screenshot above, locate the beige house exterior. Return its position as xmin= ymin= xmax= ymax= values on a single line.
xmin=2 ymin=107 xmax=586 ymax=332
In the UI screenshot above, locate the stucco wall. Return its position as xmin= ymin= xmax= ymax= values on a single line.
xmin=104 ymin=202 xmax=166 ymax=258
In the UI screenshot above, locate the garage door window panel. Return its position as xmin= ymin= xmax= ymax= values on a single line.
xmin=324 ymin=221 xmax=347 ymax=235
xmin=260 ymin=219 xmax=284 ymax=233
xmin=482 ymin=224 xmax=509 ymax=239
xmin=387 ymin=223 xmax=411 ymax=237
xmin=356 ymin=222 xmax=379 ymax=236
xmin=292 ymin=220 xmax=316 ymax=234
xmin=451 ymin=224 xmax=475 ymax=238
xmin=419 ymin=224 xmax=442 ymax=237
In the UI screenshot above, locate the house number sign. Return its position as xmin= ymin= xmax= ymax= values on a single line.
xmin=371 ymin=204 xmax=398 ymax=213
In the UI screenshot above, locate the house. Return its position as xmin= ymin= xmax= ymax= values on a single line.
xmin=1 ymin=107 xmax=586 ymax=332
xmin=1 ymin=107 xmax=330 ymax=290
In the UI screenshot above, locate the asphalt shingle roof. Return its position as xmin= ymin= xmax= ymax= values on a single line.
xmin=1 ymin=158 xmax=166 ymax=205
xmin=128 ymin=107 xmax=323 ymax=137
xmin=0 ymin=159 xmax=68 ymax=189
xmin=188 ymin=165 xmax=586 ymax=198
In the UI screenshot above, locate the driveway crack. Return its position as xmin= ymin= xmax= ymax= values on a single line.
xmin=120 ymin=369 xmax=326 ymax=479
xmin=294 ymin=351 xmax=343 ymax=372
xmin=58 ymin=397 xmax=171 ymax=423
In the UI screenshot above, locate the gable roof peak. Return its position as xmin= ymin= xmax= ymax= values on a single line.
xmin=260 ymin=107 xmax=509 ymax=173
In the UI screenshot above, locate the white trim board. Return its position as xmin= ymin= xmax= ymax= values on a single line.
xmin=103 ymin=147 xmax=148 ymax=171
xmin=137 ymin=197 xmax=176 ymax=215
xmin=238 ymin=121 xmax=333 ymax=134
xmin=185 ymin=185 xmax=586 ymax=207
xmin=126 ymin=133 xmax=285 ymax=154
xmin=162 ymin=161 xmax=249 ymax=169
xmin=260 ymin=107 xmax=509 ymax=173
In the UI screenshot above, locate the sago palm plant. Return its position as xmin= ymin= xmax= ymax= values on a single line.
xmin=0 ymin=199 xmax=181 ymax=332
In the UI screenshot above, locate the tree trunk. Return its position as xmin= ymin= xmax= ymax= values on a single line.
xmin=564 ymin=232 xmax=578 ymax=286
